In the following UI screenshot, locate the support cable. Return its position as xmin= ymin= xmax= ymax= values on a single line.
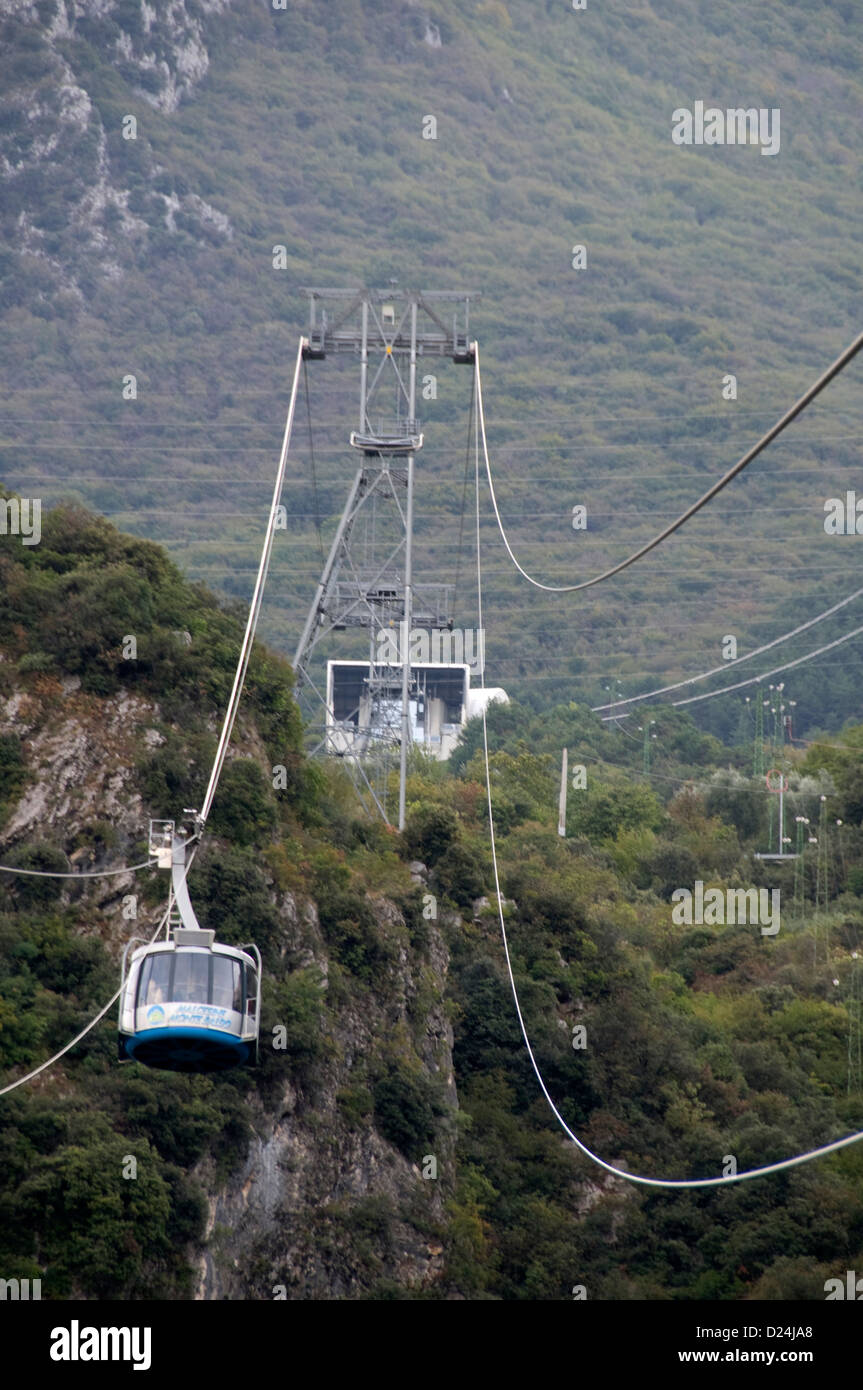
xmin=472 ymin=396 xmax=863 ymax=1188
xmin=0 ymin=343 xmax=306 ymax=1090
xmin=0 ymin=902 xmax=172 ymax=1096
xmin=598 ymin=625 xmax=863 ymax=720
xmin=452 ymin=376 xmax=476 ymax=623
xmin=475 ymin=330 xmax=863 ymax=594
xmin=592 ymin=587 xmax=863 ymax=713
xmin=0 ymin=859 xmax=154 ymax=878
xmin=200 ymin=337 xmax=305 ymax=823
xmin=669 ymin=624 xmax=863 ymax=709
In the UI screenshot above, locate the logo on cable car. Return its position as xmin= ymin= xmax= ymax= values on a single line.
xmin=168 ymin=1002 xmax=232 ymax=1029
xmin=141 ymin=1001 xmax=233 ymax=1030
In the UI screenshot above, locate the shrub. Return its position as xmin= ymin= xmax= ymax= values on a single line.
xmin=136 ymin=730 xmax=213 ymax=819
xmin=0 ymin=733 xmax=26 ymax=825
xmin=2 ymin=844 xmax=68 ymax=907
xmin=209 ymin=758 xmax=276 ymax=847
xmin=337 ymin=1085 xmax=373 ymax=1126
xmin=372 ymin=1064 xmax=441 ymax=1158
xmin=263 ymin=969 xmax=324 ymax=1064
xmin=317 ymin=888 xmax=394 ymax=984
xmin=193 ymin=848 xmax=282 ymax=958
xmin=432 ymin=842 xmax=485 ymax=910
xmin=403 ymin=803 xmax=459 ymax=866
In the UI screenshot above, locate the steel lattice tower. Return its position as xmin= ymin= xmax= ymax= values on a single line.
xmin=293 ymin=286 xmax=476 ymax=827
xmin=814 ymin=795 xmax=831 ymax=965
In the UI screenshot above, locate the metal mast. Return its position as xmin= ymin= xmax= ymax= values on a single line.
xmin=294 ymin=285 xmax=476 ymax=827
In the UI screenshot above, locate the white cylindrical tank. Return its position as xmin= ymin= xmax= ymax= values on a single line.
xmin=467 ymin=687 xmax=509 ymax=719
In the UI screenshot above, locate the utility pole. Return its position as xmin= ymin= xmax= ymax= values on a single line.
xmin=398 ymin=299 xmax=418 ymax=832
xmin=755 ymin=769 xmax=797 ymax=862
xmin=753 ymin=688 xmax=765 ymax=777
xmin=639 ymin=719 xmax=656 ymax=774
xmin=294 ymin=286 xmax=476 ymax=827
xmin=814 ymin=794 xmax=831 ymax=965
xmin=849 ymin=951 xmax=862 ymax=1095
xmin=793 ymin=815 xmax=810 ymax=917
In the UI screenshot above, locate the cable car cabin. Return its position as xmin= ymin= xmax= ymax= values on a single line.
xmin=119 ymin=928 xmax=261 ymax=1072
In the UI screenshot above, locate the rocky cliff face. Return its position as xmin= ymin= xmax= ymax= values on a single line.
xmin=0 ymin=671 xmax=171 ymax=935
xmin=195 ymin=887 xmax=457 ymax=1300
xmin=0 ymin=0 xmax=236 ymax=295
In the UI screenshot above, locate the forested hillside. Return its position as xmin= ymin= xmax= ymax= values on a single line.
xmin=3 ymin=499 xmax=863 ymax=1299
xmin=1 ymin=0 xmax=862 ymax=739
xmin=3 ymin=0 xmax=863 ymax=1312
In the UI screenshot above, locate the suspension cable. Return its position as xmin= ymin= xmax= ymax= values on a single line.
xmin=475 ymin=329 xmax=863 ymax=594
xmin=472 ymin=397 xmax=863 ymax=1188
xmin=200 ymin=337 xmax=305 ymax=823
xmin=0 ymin=903 xmax=172 ymax=1096
xmin=592 ymin=586 xmax=863 ymax=713
xmin=669 ymin=624 xmax=863 ymax=709
xmin=0 ymin=858 xmax=155 ymax=878
xmin=598 ymin=623 xmax=863 ymax=720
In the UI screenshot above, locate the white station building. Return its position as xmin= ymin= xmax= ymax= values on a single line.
xmin=326 ymin=660 xmax=508 ymax=761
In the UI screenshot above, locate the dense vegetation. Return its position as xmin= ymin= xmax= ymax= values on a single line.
xmin=2 ymin=0 xmax=862 ymax=1300
xmin=2 ymin=501 xmax=863 ymax=1298
xmin=425 ymin=697 xmax=863 ymax=1298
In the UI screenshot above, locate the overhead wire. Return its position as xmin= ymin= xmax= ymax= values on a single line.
xmin=475 ymin=329 xmax=863 ymax=594
xmin=3 ymin=325 xmax=860 ymax=1138
xmin=12 ymin=454 xmax=863 ymax=486
xmin=452 ymin=372 xmax=476 ymax=624
xmin=471 ymin=339 xmax=863 ymax=1188
xmin=0 ymin=858 xmax=155 ymax=878
xmin=592 ymin=586 xmax=863 ymax=713
xmin=200 ymin=336 xmax=305 ymax=824
xmin=1 ymin=401 xmax=858 ymax=430
xmin=0 ymin=902 xmax=172 ymax=1096
xmin=14 ymin=431 xmax=862 ymax=459
xmin=669 ymin=624 xmax=863 ymax=709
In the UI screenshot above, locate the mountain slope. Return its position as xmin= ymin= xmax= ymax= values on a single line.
xmin=0 ymin=0 xmax=861 ymax=736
